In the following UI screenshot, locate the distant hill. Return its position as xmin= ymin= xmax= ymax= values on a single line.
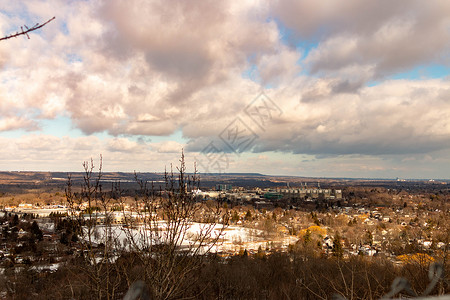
xmin=0 ymin=171 xmax=447 ymax=195
xmin=199 ymin=173 xmax=266 ymax=176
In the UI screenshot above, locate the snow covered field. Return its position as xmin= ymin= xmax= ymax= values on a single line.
xmin=86 ymin=222 xmax=298 ymax=254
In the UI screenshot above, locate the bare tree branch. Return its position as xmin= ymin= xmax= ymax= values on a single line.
xmin=0 ymin=17 xmax=55 ymax=41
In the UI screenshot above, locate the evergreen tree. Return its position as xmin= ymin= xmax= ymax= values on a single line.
xmin=332 ymin=232 xmax=343 ymax=259
xmin=30 ymin=221 xmax=43 ymax=241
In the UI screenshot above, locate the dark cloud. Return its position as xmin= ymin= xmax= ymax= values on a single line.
xmin=274 ymin=0 xmax=450 ymax=84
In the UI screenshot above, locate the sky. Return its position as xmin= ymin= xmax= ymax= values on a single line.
xmin=0 ymin=0 xmax=449 ymax=179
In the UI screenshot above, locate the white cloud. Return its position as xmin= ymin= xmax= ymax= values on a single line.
xmin=107 ymin=138 xmax=146 ymax=153
xmin=1 ymin=1 xmax=450 ymax=177
xmin=0 ymin=116 xmax=38 ymax=132
xmin=151 ymin=141 xmax=185 ymax=153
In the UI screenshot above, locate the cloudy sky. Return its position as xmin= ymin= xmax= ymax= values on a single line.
xmin=1 ymin=0 xmax=449 ymax=179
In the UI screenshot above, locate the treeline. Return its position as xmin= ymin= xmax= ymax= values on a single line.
xmin=2 ymin=251 xmax=448 ymax=299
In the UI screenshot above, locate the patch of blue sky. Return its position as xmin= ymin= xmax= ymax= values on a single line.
xmin=0 ymin=10 xmax=15 ymax=21
xmin=1 ymin=5 xmax=49 ymax=37
xmin=18 ymin=115 xmax=109 ymax=140
xmin=0 ymin=128 xmax=31 ymax=139
xmin=241 ymin=58 xmax=274 ymax=88
xmin=389 ymin=64 xmax=449 ymax=80
xmin=66 ymin=53 xmax=83 ymax=63
xmin=0 ymin=4 xmax=28 ymax=21
xmin=3 ymin=114 xmax=189 ymax=145
xmin=269 ymin=17 xmax=319 ymax=79
xmin=127 ymin=129 xmax=188 ymax=145
xmin=271 ymin=17 xmax=318 ymax=59
xmin=270 ymin=17 xmax=294 ymax=45
xmin=367 ymin=64 xmax=449 ymax=87
xmin=242 ymin=18 xmax=317 ymax=84
xmin=366 ymin=80 xmax=381 ymax=87
xmin=242 ymin=64 xmax=258 ymax=82
xmin=40 ymin=115 xmax=85 ymax=138
xmin=241 ymin=65 xmax=278 ymax=89
xmin=55 ymin=122 xmax=186 ymax=146
xmin=61 ymin=22 xmax=69 ymax=35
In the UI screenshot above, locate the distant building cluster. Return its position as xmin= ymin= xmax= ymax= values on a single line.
xmin=279 ymin=188 xmax=342 ymax=200
xmin=215 ymin=184 xmax=232 ymax=191
xmin=192 ymin=183 xmax=345 ymax=211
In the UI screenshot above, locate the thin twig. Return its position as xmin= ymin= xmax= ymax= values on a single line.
xmin=0 ymin=17 xmax=55 ymax=41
